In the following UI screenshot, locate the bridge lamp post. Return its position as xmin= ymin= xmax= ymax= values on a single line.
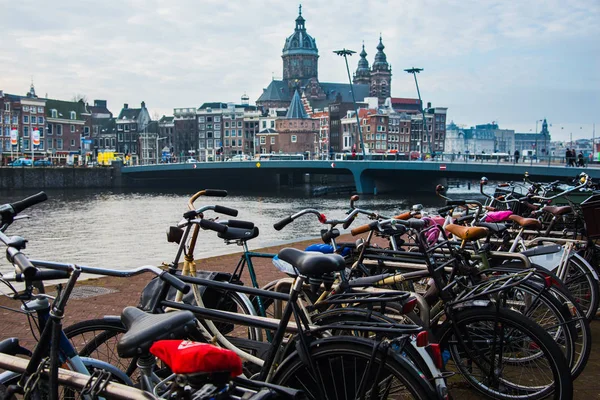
xmin=404 ymin=67 xmax=428 ymax=156
xmin=334 ymin=48 xmax=366 ymax=158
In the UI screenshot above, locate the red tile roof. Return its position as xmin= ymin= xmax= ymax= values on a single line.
xmin=391 ymin=98 xmax=421 ymax=105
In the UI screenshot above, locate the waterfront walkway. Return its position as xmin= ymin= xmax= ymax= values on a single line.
xmin=1 ymin=235 xmax=599 ymax=398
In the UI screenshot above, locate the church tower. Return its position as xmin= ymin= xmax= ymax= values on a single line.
xmin=370 ymin=36 xmax=392 ymax=104
xmin=282 ymin=5 xmax=319 ymax=88
xmin=353 ymin=43 xmax=371 ymax=85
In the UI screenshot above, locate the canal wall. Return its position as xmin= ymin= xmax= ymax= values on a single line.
xmin=0 ymin=166 xmax=115 ymax=189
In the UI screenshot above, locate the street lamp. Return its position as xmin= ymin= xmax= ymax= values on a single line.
xmin=334 ymin=48 xmax=366 ymax=158
xmin=404 ymin=67 xmax=428 ymax=155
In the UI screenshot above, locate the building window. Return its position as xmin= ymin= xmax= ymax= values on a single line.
xmin=23 ymin=106 xmax=29 ymax=112
xmin=199 ymin=141 xmax=205 ymax=149
xmin=225 ymin=139 xmax=229 ymax=146
xmin=24 ymin=126 xmax=29 ymax=137
xmin=198 ymin=116 xmax=205 ymax=123
xmin=111 ymin=138 xmax=116 ymax=147
xmin=214 ymin=116 xmax=220 ymax=122
xmin=118 ymin=133 xmax=123 ymax=142
xmin=12 ymin=116 xmax=17 ymax=124
xmin=124 ymin=124 xmax=129 ymax=132
xmin=238 ymin=139 xmax=242 ymax=147
xmin=260 ymin=137 xmax=266 ymax=144
xmin=57 ymin=139 xmax=63 ymax=149
xmin=70 ymin=111 xmax=76 ymax=120
xmin=70 ymin=125 xmax=75 ymax=132
xmin=47 ymin=124 xmax=53 ymax=135
xmin=270 ymin=137 xmax=275 ymax=144
xmin=215 ymin=124 xmax=221 ymax=130
xmin=262 ymin=121 xmax=266 ymax=129
xmin=238 ymin=130 xmax=242 ymax=137
xmin=30 ymin=106 xmax=36 ymax=114
xmin=38 ymin=116 xmax=43 ymax=124
xmin=23 ymin=115 xmax=29 ymax=123
xmin=31 ymin=116 xmax=36 ymax=124
xmin=23 ymin=139 xmax=29 ymax=150
xmin=207 ymin=131 xmax=213 ymax=138
xmin=291 ymin=135 xmax=297 ymax=143
xmin=237 ymin=121 xmax=242 ymax=128
xmin=70 ymin=139 xmax=75 ymax=147
xmin=4 ymin=104 xmax=9 ymax=111
xmin=270 ymin=121 xmax=274 ymax=128
xmin=38 ymin=107 xmax=43 ymax=113
xmin=225 ymin=122 xmax=230 ymax=128
xmin=225 ymin=130 xmax=229 ymax=137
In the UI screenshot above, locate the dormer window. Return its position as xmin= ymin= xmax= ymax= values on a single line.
xmin=70 ymin=111 xmax=76 ymax=120
xmin=51 ymin=109 xmax=57 ymax=118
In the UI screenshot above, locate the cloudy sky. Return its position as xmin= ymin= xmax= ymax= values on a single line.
xmin=1 ymin=0 xmax=598 ymax=141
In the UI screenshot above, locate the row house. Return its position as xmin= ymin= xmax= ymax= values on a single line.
xmin=0 ymin=85 xmax=46 ymax=161
xmin=158 ymin=115 xmax=175 ymax=159
xmin=90 ymin=100 xmax=116 ymax=154
xmin=172 ymin=107 xmax=197 ymax=159
xmin=197 ymin=102 xmax=226 ymax=161
xmin=116 ymin=101 xmax=151 ymax=163
xmin=387 ymin=112 xmax=411 ymax=152
xmin=222 ymin=102 xmax=253 ymax=158
xmin=45 ymin=98 xmax=92 ymax=163
xmin=340 ymin=108 xmax=376 ymax=152
xmin=409 ymin=104 xmax=447 ymax=153
xmin=327 ymin=100 xmax=356 ymax=153
xmin=243 ymin=108 xmax=261 ymax=156
xmin=312 ymin=109 xmax=329 ymax=159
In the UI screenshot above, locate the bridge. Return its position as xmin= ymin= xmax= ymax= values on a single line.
xmin=121 ymin=160 xmax=600 ymax=194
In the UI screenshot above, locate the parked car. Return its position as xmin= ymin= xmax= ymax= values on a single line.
xmin=33 ymin=159 xmax=52 ymax=166
xmin=227 ymin=154 xmax=251 ymax=162
xmin=9 ymin=158 xmax=33 ymax=167
xmin=185 ymin=158 xmax=198 ymax=164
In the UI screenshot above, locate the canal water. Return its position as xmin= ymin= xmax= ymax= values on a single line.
xmin=0 ymin=183 xmax=485 ymax=276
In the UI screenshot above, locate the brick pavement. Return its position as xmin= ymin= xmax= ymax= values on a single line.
xmin=1 ymin=234 xmax=599 ymax=397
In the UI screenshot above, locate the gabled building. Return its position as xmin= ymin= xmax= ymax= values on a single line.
xmin=115 ymin=101 xmax=151 ymax=162
xmin=90 ymin=100 xmax=116 ymax=155
xmin=46 ymin=97 xmax=91 ymax=163
xmin=172 ymin=107 xmax=197 ymax=159
xmin=257 ymin=90 xmax=318 ymax=157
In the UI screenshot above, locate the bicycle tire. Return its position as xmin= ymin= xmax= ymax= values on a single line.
xmin=436 ymin=306 xmax=573 ymax=400
xmin=563 ymin=253 xmax=599 ymax=321
xmin=271 ymin=336 xmax=436 ymax=400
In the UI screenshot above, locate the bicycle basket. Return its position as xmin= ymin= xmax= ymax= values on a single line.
xmin=581 ymin=194 xmax=600 ymax=239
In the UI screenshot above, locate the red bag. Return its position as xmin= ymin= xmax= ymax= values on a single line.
xmin=149 ymin=340 xmax=242 ymax=376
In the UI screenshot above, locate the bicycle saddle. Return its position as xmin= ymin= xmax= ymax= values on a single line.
xmin=542 ymin=205 xmax=572 ymax=216
xmin=218 ymin=226 xmax=259 ymax=241
xmin=117 ymin=307 xmax=196 ymax=358
xmin=509 ymin=215 xmax=542 ymax=230
xmin=278 ymin=248 xmax=345 ymax=276
xmin=476 ymin=222 xmax=509 ymax=235
xmin=446 ymin=224 xmax=489 ymax=241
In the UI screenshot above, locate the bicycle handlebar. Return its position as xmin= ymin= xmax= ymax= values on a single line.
xmin=351 ymin=218 xmax=426 ymax=236
xmin=200 ymin=218 xmax=228 ymax=233
xmin=213 ymin=205 xmax=238 ymax=217
xmin=6 ymin=247 xmax=38 ymax=279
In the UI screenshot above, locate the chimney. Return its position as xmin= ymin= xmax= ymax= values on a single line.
xmin=141 ymin=101 xmax=146 ymax=108
xmin=124 ymin=103 xmax=128 ymax=109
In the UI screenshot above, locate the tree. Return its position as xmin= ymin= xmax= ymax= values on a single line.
xmin=71 ymin=94 xmax=88 ymax=103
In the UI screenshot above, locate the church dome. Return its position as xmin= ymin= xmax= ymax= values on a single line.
xmin=355 ymin=43 xmax=370 ymax=78
xmin=282 ymin=5 xmax=318 ymax=56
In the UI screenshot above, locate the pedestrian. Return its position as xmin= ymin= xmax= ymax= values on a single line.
xmin=578 ymin=152 xmax=585 ymax=167
xmin=514 ymin=149 xmax=520 ymax=163
xmin=570 ymin=150 xmax=576 ymax=167
xmin=565 ymin=148 xmax=571 ymax=167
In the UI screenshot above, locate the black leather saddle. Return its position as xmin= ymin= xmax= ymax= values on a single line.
xmin=278 ymin=248 xmax=345 ymax=277
xmin=218 ymin=226 xmax=259 ymax=242
xmin=117 ymin=307 xmax=196 ymax=358
xmin=477 ymin=222 xmax=509 ymax=235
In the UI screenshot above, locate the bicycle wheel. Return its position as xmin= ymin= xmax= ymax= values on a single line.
xmin=562 ymin=253 xmax=599 ymax=321
xmin=437 ymin=306 xmax=573 ymax=400
xmin=271 ymin=336 xmax=436 ymax=400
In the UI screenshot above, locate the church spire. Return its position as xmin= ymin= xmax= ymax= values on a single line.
xmin=353 ymin=41 xmax=371 ymax=85
xmin=372 ymin=35 xmax=389 ymax=71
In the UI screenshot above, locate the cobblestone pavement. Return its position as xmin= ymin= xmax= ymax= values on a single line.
xmin=1 ymin=235 xmax=598 ymax=397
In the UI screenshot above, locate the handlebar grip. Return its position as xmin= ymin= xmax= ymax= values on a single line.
xmin=204 ymin=189 xmax=228 ymax=197
xmin=9 ymin=250 xmax=38 ymax=279
xmin=437 ymin=205 xmax=454 ymax=214
xmin=200 ymin=219 xmax=228 ymax=233
xmin=342 ymin=216 xmax=355 ymax=230
xmin=10 ymin=192 xmax=48 ymax=215
xmin=446 ymin=200 xmax=466 ymax=206
xmin=393 ymin=211 xmax=411 ymax=220
xmin=227 ymin=220 xmax=254 ymax=229
xmin=160 ymin=272 xmax=191 ymax=294
xmin=274 ymin=216 xmax=293 ymax=231
xmin=351 ymin=221 xmax=378 ymax=236
xmin=406 ymin=218 xmax=426 ymax=230
xmin=497 ymin=183 xmax=510 ymax=188
xmin=214 ymin=205 xmax=238 ymax=217
xmin=15 ymin=269 xmax=71 ymax=282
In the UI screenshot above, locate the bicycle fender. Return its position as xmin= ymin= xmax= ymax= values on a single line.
xmin=0 ymin=370 xmax=19 ymax=385
xmin=79 ymin=357 xmax=133 ymax=387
